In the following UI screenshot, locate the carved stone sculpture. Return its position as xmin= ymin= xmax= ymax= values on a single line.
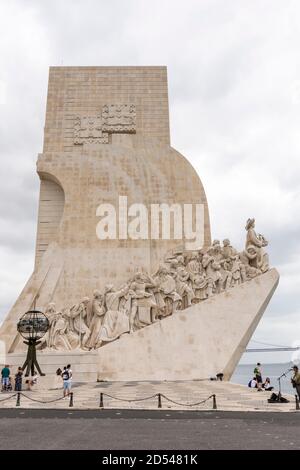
xmin=38 ymin=219 xmax=271 ymax=351
xmin=68 ymin=297 xmax=91 ymax=350
xmin=210 ymin=240 xmax=233 ymax=291
xmin=38 ymin=302 xmax=57 ymax=350
xmin=127 ymin=272 xmax=158 ymax=332
xmin=222 ymin=239 xmax=246 ymax=285
xmin=153 ymin=265 xmax=181 ymax=316
xmin=239 ymin=247 xmax=262 ymax=279
xmin=202 ymin=251 xmax=223 ymax=296
xmin=175 ymin=266 xmax=195 ymax=309
xmin=86 ymin=291 xmax=105 ymax=349
xmin=186 ymin=252 xmax=208 ymax=301
xmin=74 ymin=104 xmax=136 ymax=145
xmin=98 ymin=285 xmax=130 ymax=343
xmin=245 ymin=218 xmax=269 ymax=273
xmin=49 ymin=311 xmax=73 ymax=351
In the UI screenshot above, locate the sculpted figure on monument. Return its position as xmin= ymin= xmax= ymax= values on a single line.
xmin=245 ymin=218 xmax=269 ymax=273
xmin=153 ymin=264 xmax=181 ymax=316
xmin=229 ymin=256 xmax=243 ymax=286
xmin=69 ymin=297 xmax=91 ymax=350
xmin=49 ymin=311 xmax=74 ymax=350
xmin=239 ymin=246 xmax=262 ymax=279
xmin=40 ymin=303 xmax=78 ymax=350
xmin=127 ymin=271 xmax=159 ymax=332
xmin=38 ymin=302 xmax=58 ymax=349
xmin=210 ymin=240 xmax=233 ymax=290
xmin=202 ymin=249 xmax=223 ymax=296
xmin=175 ymin=266 xmax=195 ymax=309
xmin=98 ymin=284 xmax=130 ymax=343
xmin=164 ymin=249 xmax=185 ymax=275
xmin=186 ymin=251 xmax=209 ymax=301
xmin=222 ymin=238 xmax=238 ymax=260
xmin=86 ymin=290 xmax=105 ymax=349
xmin=222 ymin=239 xmax=247 ymax=285
xmin=34 ymin=218 xmax=272 ymax=351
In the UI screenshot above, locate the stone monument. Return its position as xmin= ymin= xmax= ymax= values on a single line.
xmin=0 ymin=66 xmax=279 ymax=382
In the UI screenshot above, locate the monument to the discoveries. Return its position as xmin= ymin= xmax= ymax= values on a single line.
xmin=0 ymin=67 xmax=279 ymax=381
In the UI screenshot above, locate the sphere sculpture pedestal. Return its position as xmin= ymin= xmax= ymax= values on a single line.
xmin=17 ymin=310 xmax=49 ymax=377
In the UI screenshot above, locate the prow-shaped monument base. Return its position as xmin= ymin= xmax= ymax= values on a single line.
xmin=97 ymin=269 xmax=279 ymax=381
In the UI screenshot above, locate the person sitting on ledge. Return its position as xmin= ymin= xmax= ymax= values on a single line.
xmin=262 ymin=377 xmax=273 ymax=391
xmin=248 ymin=377 xmax=257 ymax=388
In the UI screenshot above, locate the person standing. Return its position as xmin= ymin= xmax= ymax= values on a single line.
xmin=1 ymin=365 xmax=10 ymax=392
xmin=67 ymin=364 xmax=72 ymax=394
xmin=62 ymin=366 xmax=70 ymax=398
xmin=254 ymin=362 xmax=263 ymax=391
xmin=14 ymin=367 xmax=23 ymax=392
xmin=291 ymin=365 xmax=300 ymax=400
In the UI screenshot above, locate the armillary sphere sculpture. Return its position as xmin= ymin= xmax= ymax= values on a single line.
xmin=17 ymin=310 xmax=49 ymax=377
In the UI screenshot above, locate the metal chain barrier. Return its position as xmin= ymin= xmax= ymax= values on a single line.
xmin=101 ymin=392 xmax=158 ymax=403
xmin=0 ymin=393 xmax=18 ymax=403
xmin=160 ymin=393 xmax=216 ymax=408
xmin=0 ymin=392 xmax=73 ymax=408
xmin=1 ymin=389 xmax=218 ymax=410
xmin=99 ymin=392 xmax=217 ymax=410
xmin=18 ymin=392 xmax=67 ymax=404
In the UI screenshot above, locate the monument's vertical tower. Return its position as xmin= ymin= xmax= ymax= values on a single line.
xmin=35 ymin=66 xmax=174 ymax=267
xmin=0 ymin=67 xmax=211 ymax=352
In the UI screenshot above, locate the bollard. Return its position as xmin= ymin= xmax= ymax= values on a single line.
xmin=16 ymin=392 xmax=21 ymax=407
xmin=100 ymin=392 xmax=104 ymax=409
xmin=69 ymin=392 xmax=73 ymax=408
xmin=212 ymin=394 xmax=217 ymax=410
xmin=158 ymin=393 xmax=162 ymax=408
xmin=295 ymin=395 xmax=300 ymax=411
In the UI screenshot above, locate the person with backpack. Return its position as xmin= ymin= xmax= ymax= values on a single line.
xmin=1 ymin=365 xmax=10 ymax=392
xmin=62 ymin=366 xmax=70 ymax=398
xmin=248 ymin=377 xmax=257 ymax=388
xmin=254 ymin=362 xmax=263 ymax=391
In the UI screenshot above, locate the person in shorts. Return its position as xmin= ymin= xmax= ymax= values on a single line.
xmin=254 ymin=362 xmax=263 ymax=391
xmin=1 ymin=365 xmax=10 ymax=392
xmin=62 ymin=366 xmax=70 ymax=398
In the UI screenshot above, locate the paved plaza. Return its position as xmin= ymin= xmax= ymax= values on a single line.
xmin=0 ymin=379 xmax=297 ymax=412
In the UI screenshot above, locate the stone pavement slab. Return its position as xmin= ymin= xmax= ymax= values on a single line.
xmin=0 ymin=379 xmax=297 ymax=412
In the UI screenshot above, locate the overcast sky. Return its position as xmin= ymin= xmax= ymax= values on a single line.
xmin=0 ymin=0 xmax=299 ymax=364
